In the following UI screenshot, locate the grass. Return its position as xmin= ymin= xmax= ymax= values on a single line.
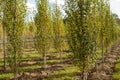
xmin=0 ymin=48 xmax=103 ymax=80
xmin=19 ymin=64 xmax=40 ymax=72
xmin=0 ymin=72 xmax=13 ymax=80
xmin=0 ymin=60 xmax=3 ymax=67
xmin=112 ymin=58 xmax=120 ymax=80
xmin=0 ymin=51 xmax=71 ymax=79
xmin=46 ymin=65 xmax=79 ymax=80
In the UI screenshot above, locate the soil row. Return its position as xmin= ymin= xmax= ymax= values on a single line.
xmin=88 ymin=41 xmax=120 ymax=80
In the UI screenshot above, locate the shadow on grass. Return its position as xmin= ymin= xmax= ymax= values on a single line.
xmin=19 ymin=57 xmax=72 ymax=68
xmin=0 ymin=71 xmax=13 ymax=80
xmin=114 ymin=67 xmax=120 ymax=73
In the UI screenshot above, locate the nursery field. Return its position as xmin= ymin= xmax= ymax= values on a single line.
xmin=1 ymin=0 xmax=120 ymax=80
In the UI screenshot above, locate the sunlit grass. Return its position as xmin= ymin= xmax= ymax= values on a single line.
xmin=46 ymin=65 xmax=79 ymax=80
xmin=112 ymin=58 xmax=120 ymax=80
xmin=0 ymin=72 xmax=13 ymax=80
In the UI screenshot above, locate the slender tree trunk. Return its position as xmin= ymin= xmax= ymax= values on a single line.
xmin=81 ymin=60 xmax=88 ymax=80
xmin=14 ymin=68 xmax=17 ymax=80
xmin=82 ymin=71 xmax=88 ymax=80
xmin=105 ymin=38 xmax=108 ymax=53
xmin=43 ymin=47 xmax=47 ymax=70
xmin=14 ymin=49 xmax=17 ymax=80
xmin=102 ymin=40 xmax=104 ymax=61
xmin=44 ymin=54 xmax=46 ymax=69
xmin=3 ymin=27 xmax=6 ymax=71
xmin=60 ymin=51 xmax=62 ymax=62
xmin=81 ymin=71 xmax=84 ymax=80
xmin=101 ymin=33 xmax=104 ymax=71
xmin=106 ymin=45 xmax=107 ymax=53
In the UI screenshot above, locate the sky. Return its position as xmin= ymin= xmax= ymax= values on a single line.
xmin=26 ymin=0 xmax=65 ymax=20
xmin=26 ymin=0 xmax=65 ymax=13
xmin=110 ymin=0 xmax=120 ymax=18
xmin=26 ymin=0 xmax=120 ymax=19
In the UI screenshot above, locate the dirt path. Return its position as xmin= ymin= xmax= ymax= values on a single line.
xmin=87 ymin=41 xmax=120 ymax=80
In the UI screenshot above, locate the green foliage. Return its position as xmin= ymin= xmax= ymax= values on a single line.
xmin=65 ymin=0 xmax=96 ymax=71
xmin=28 ymin=21 xmax=36 ymax=34
xmin=34 ymin=0 xmax=52 ymax=55
xmin=23 ymin=21 xmax=36 ymax=37
xmin=52 ymin=1 xmax=66 ymax=52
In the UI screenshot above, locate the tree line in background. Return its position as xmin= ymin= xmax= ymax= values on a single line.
xmin=0 ymin=0 xmax=120 ymax=80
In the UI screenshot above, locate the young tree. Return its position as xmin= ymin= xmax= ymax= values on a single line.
xmin=52 ymin=0 xmax=66 ymax=61
xmin=34 ymin=0 xmax=52 ymax=69
xmin=65 ymin=0 xmax=97 ymax=79
xmin=2 ymin=0 xmax=26 ymax=79
xmin=97 ymin=0 xmax=117 ymax=61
